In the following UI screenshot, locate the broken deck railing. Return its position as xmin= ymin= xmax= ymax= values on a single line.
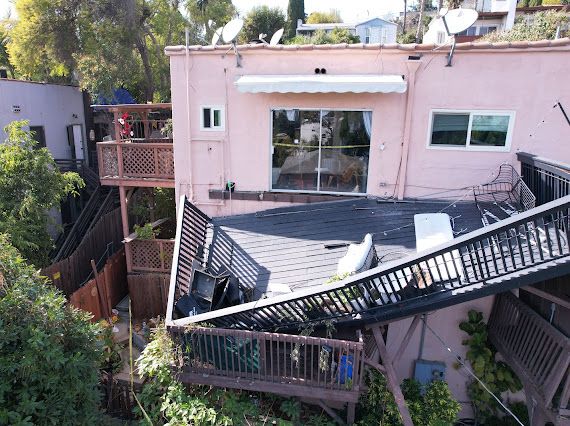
xmin=518 ymin=152 xmax=570 ymax=206
xmin=167 ymin=195 xmax=570 ymax=331
xmin=170 ymin=326 xmax=363 ymax=401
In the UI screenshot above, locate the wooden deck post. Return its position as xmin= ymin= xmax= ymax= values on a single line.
xmin=119 ymin=186 xmax=132 ymax=272
xmin=370 ymin=326 xmax=414 ymax=426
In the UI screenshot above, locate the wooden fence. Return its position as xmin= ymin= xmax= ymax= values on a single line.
xmin=42 ymin=207 xmax=123 ymax=297
xmin=69 ymin=249 xmax=128 ymax=321
xmin=128 ymin=273 xmax=169 ymax=319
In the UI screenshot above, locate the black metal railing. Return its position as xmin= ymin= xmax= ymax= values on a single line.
xmin=518 ymin=152 xmax=570 ymax=206
xmin=167 ymin=195 xmax=570 ymax=331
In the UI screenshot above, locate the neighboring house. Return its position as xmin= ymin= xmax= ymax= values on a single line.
xmin=424 ymin=0 xmax=517 ymax=44
xmin=157 ymin=39 xmax=570 ymax=424
xmin=355 ymin=17 xmax=398 ymax=44
xmin=296 ymin=17 xmax=398 ymax=44
xmin=0 ymin=79 xmax=88 ymax=163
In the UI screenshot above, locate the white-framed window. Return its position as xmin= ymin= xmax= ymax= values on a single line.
xmin=271 ymin=108 xmax=372 ymax=195
xmin=427 ymin=109 xmax=515 ymax=152
xmin=200 ymin=105 xmax=225 ymax=131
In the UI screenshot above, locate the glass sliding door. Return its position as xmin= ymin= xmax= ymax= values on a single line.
xmin=271 ymin=109 xmax=371 ymax=194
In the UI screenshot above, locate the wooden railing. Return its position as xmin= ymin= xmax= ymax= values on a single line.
xmin=489 ymin=291 xmax=570 ymax=413
xmin=128 ymin=238 xmax=174 ymax=273
xmin=168 ymin=196 xmax=570 ymax=331
xmin=518 ymin=152 xmax=570 ymax=206
xmin=171 ymin=326 xmax=363 ymax=402
xmin=117 ymin=118 xmax=170 ymax=142
xmin=97 ymin=141 xmax=174 ymax=183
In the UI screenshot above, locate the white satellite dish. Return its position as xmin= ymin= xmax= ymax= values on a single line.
xmin=211 ymin=27 xmax=223 ymax=46
xmin=222 ymin=18 xmax=244 ymax=43
xmin=269 ymin=28 xmax=284 ymax=46
xmin=208 ymin=19 xmax=214 ymax=29
xmin=440 ymin=8 xmax=478 ymax=67
xmin=437 ymin=7 xmax=449 ymax=18
xmin=442 ymin=8 xmax=478 ymax=35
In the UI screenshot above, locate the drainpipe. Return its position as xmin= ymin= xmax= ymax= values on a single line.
xmin=185 ymin=28 xmax=194 ymax=202
xmin=397 ymin=59 xmax=421 ymax=200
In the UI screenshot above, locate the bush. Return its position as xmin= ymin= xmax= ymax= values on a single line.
xmin=287 ymin=28 xmax=360 ymax=45
xmin=0 ymin=235 xmax=102 ymax=424
xmin=482 ymin=11 xmax=568 ymax=42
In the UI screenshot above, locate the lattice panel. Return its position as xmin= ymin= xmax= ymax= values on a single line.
xmin=130 ymin=239 xmax=174 ymax=273
xmin=123 ymin=146 xmax=156 ymax=177
xmin=157 ymin=147 xmax=175 ymax=177
xmin=100 ymin=146 xmax=119 ymax=177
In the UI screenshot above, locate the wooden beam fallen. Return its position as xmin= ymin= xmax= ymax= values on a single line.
xmin=371 ymin=326 xmax=414 ymax=426
xmin=393 ymin=315 xmax=421 ymax=363
xmin=521 ymin=286 xmax=570 ymax=310
xmin=317 ymin=400 xmax=346 ymax=426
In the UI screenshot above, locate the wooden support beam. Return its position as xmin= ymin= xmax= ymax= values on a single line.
xmin=370 ymin=326 xmax=414 ymax=426
xmin=521 ymin=286 xmax=570 ymax=310
xmin=393 ymin=315 xmax=421 ymax=363
xmin=317 ymin=400 xmax=346 ymax=426
xmin=363 ymin=358 xmax=386 ymax=373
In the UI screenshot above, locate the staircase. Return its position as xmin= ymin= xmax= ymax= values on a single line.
xmin=52 ymin=160 xmax=119 ymax=262
xmin=167 ymin=195 xmax=570 ymax=331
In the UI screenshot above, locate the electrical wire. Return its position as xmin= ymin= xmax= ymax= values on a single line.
xmin=421 ymin=317 xmax=525 ymax=426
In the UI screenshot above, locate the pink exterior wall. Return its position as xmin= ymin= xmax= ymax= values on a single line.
xmin=168 ymin=42 xmax=570 ymax=217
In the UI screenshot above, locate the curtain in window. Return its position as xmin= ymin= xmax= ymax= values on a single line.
xmin=363 ymin=111 xmax=372 ymax=138
xmin=285 ymin=109 xmax=297 ymax=121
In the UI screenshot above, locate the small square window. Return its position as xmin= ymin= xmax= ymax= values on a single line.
xmin=200 ymin=106 xmax=224 ymax=131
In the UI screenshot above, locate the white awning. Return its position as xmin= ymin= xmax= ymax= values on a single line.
xmin=234 ymin=74 xmax=407 ymax=94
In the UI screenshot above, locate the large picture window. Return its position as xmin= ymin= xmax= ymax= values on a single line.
xmin=271 ymin=109 xmax=371 ymax=194
xmin=428 ymin=110 xmax=514 ymax=151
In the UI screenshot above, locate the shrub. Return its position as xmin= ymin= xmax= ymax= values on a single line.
xmin=482 ymin=11 xmax=568 ymax=42
xmin=0 ymin=235 xmax=102 ymax=424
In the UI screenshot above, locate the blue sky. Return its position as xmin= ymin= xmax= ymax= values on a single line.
xmin=1 ymin=0 xmax=408 ymax=21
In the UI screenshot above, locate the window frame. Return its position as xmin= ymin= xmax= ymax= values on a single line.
xmin=200 ymin=105 xmax=225 ymax=131
xmin=426 ymin=109 xmax=515 ymax=152
xmin=29 ymin=125 xmax=46 ymax=148
xmin=269 ymin=107 xmax=372 ymax=196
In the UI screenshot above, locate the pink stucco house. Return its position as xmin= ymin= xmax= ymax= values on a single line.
xmin=159 ymin=39 xmax=570 ymax=424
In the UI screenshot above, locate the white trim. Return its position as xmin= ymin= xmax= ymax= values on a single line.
xmin=426 ymin=109 xmax=515 ymax=153
xmin=199 ymin=105 xmax=225 ymax=131
xmin=269 ymin=107 xmax=372 ymax=195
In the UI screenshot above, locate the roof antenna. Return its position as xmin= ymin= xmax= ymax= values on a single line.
xmin=222 ymin=18 xmax=244 ymax=67
xmin=439 ymin=7 xmax=478 ymax=67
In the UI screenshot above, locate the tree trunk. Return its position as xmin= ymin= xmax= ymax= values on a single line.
xmin=416 ymin=0 xmax=426 ymax=42
xmin=135 ymin=36 xmax=155 ymax=102
xmin=403 ymin=0 xmax=408 ymax=33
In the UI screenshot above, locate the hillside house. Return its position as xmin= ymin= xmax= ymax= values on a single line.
xmin=296 ymin=17 xmax=398 ymax=44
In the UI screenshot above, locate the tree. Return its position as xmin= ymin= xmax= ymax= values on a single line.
xmin=7 ymin=0 xmax=195 ymax=102
xmin=0 ymin=121 xmax=84 ymax=267
xmin=288 ymin=27 xmax=360 ymax=45
xmin=416 ymin=0 xmax=426 ymax=41
xmin=482 ymin=11 xmax=568 ymax=42
xmin=0 ymin=234 xmax=102 ymax=424
xmin=0 ymin=18 xmax=16 ymax=78
xmin=186 ymin=0 xmax=236 ymax=42
xmin=285 ymin=0 xmax=304 ymax=40
xmin=306 ymin=9 xmax=342 ymax=24
xmin=240 ymin=6 xmax=286 ymax=43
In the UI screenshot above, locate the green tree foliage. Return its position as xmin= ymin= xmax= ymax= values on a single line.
xmin=187 ymin=0 xmax=236 ymax=42
xmin=0 ymin=18 xmax=16 ymax=78
xmin=288 ymin=27 xmax=360 ymax=45
xmin=0 ymin=235 xmax=102 ymax=424
xmin=306 ymin=9 xmax=343 ymax=24
xmin=240 ymin=6 xmax=286 ymax=43
xmin=286 ymin=0 xmax=305 ymax=40
xmin=459 ymin=310 xmax=523 ymax=423
xmin=358 ymin=369 xmax=461 ymax=425
xmin=0 ymin=121 xmax=84 ymax=267
xmin=482 ymin=11 xmax=568 ymax=41
xmin=7 ymin=0 xmax=194 ymax=102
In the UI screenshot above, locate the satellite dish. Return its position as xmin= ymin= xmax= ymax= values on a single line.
xmin=208 ymin=19 xmax=214 ymax=29
xmin=442 ymin=8 xmax=478 ymax=35
xmin=437 ymin=7 xmax=449 ymax=18
xmin=270 ymin=28 xmax=284 ymax=46
xmin=222 ymin=18 xmax=244 ymax=43
xmin=211 ymin=27 xmax=223 ymax=46
xmin=259 ymin=33 xmax=267 ymax=41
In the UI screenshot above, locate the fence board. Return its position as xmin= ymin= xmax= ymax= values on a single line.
xmin=128 ymin=273 xmax=169 ymax=319
xmin=42 ymin=207 xmax=123 ymax=297
xmin=69 ymin=248 xmax=128 ymax=321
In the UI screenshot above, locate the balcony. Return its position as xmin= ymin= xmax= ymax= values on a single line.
xmin=97 ymin=140 xmax=174 ymax=187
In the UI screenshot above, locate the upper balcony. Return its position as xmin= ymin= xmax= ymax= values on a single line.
xmin=94 ymin=103 xmax=175 ymax=188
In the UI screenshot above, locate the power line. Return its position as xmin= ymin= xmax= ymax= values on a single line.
xmin=421 ymin=317 xmax=525 ymax=426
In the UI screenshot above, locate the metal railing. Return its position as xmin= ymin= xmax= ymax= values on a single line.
xmin=168 ymin=196 xmax=570 ymax=331
xmin=171 ymin=326 xmax=363 ymax=400
xmin=128 ymin=238 xmax=175 ymax=273
xmin=489 ymin=291 xmax=570 ymax=412
xmin=97 ymin=141 xmax=174 ymax=181
xmin=519 ymin=152 xmax=570 ymax=206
